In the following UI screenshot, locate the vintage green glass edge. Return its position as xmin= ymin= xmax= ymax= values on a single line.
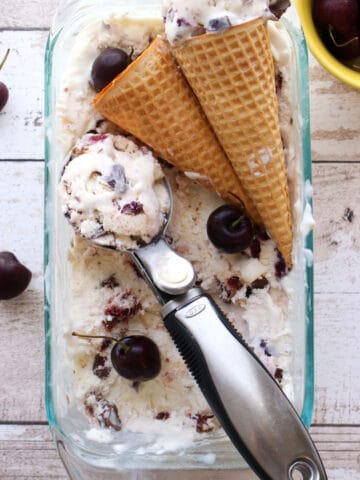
xmin=44 ymin=30 xmax=60 ymax=427
xmin=284 ymin=17 xmax=315 ymax=429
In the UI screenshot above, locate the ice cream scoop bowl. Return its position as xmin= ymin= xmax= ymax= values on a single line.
xmin=126 ymin=179 xmax=197 ymax=302
xmin=62 ymin=169 xmax=195 ymax=300
xmin=60 ymin=164 xmax=326 ymax=480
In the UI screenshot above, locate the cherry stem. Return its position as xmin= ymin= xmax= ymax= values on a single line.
xmin=228 ymin=191 xmax=245 ymax=209
xmin=128 ymin=46 xmax=134 ymax=61
xmin=230 ymin=215 xmax=244 ymax=230
xmin=328 ymin=25 xmax=358 ymax=48
xmin=227 ymin=191 xmax=247 ymax=229
xmin=72 ymin=332 xmax=130 ymax=353
xmin=0 ymin=49 xmax=10 ymax=71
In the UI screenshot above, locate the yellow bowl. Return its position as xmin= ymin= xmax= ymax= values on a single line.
xmin=295 ymin=0 xmax=360 ymax=89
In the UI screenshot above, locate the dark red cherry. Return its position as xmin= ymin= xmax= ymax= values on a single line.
xmin=0 ymin=252 xmax=32 ymax=300
xmin=207 ymin=205 xmax=254 ymax=253
xmin=313 ymin=0 xmax=359 ymax=35
xmin=111 ymin=335 xmax=161 ymax=381
xmin=90 ymin=48 xmax=130 ymax=92
xmin=0 ymin=82 xmax=9 ymax=112
xmin=0 ymin=49 xmax=10 ymax=112
xmin=72 ymin=332 xmax=161 ymax=381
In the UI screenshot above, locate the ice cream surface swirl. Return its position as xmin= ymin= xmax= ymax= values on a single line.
xmin=163 ymin=0 xmax=272 ymax=44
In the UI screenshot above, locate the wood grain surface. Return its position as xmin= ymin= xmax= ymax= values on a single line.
xmin=310 ymin=60 xmax=360 ymax=162
xmin=0 ymin=4 xmax=360 ymax=479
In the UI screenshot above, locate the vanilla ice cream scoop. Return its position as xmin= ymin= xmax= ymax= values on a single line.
xmin=60 ymin=133 xmax=170 ymax=251
xmin=60 ymin=131 xmax=195 ymax=298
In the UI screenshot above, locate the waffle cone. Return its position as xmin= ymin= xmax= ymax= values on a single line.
xmin=173 ymin=18 xmax=293 ymax=267
xmin=93 ymin=36 xmax=261 ymax=224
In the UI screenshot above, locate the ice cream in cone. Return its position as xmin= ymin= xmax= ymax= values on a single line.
xmin=93 ymin=36 xmax=261 ymax=225
xmin=164 ymin=3 xmax=293 ymax=267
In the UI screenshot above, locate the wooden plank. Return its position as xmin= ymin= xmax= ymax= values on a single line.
xmin=0 ymin=162 xmax=43 ymax=290
xmin=0 ymin=425 xmax=67 ymax=479
xmin=0 ymin=162 xmax=45 ymax=422
xmin=0 ymin=31 xmax=48 ymax=160
xmin=309 ymin=54 xmax=360 ymax=162
xmin=0 ymin=425 xmax=359 ymax=479
xmin=311 ymin=426 xmax=360 ymax=479
xmin=313 ymin=163 xmax=360 ymax=294
xmin=314 ymin=294 xmax=360 ymax=425
xmin=0 ymin=0 xmax=57 ymax=29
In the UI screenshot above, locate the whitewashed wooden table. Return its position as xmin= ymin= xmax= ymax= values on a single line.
xmin=1 ymin=1 xmax=360 ymax=478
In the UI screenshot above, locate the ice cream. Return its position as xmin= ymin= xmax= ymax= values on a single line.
xmin=66 ymin=164 xmax=293 ymax=443
xmin=54 ymin=5 xmax=310 ymax=451
xmin=163 ymin=0 xmax=272 ymax=44
xmin=59 ymin=132 xmax=170 ymax=251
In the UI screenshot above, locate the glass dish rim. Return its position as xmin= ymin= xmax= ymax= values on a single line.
xmin=43 ymin=4 xmax=314 ymax=466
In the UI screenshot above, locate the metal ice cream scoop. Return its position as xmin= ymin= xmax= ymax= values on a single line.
xmin=60 ymin=167 xmax=327 ymax=480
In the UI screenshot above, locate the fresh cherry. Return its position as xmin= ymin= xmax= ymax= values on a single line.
xmin=72 ymin=332 xmax=161 ymax=382
xmin=206 ymin=205 xmax=254 ymax=253
xmin=313 ymin=0 xmax=359 ymax=35
xmin=0 ymin=252 xmax=32 ymax=300
xmin=111 ymin=336 xmax=161 ymax=381
xmin=0 ymin=49 xmax=10 ymax=112
xmin=90 ymin=48 xmax=130 ymax=92
xmin=0 ymin=83 xmax=8 ymax=111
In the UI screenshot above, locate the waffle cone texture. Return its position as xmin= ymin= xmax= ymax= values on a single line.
xmin=173 ymin=18 xmax=293 ymax=268
xmin=93 ymin=36 xmax=261 ymax=225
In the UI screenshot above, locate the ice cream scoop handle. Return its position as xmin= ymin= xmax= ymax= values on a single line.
xmin=162 ymin=290 xmax=327 ymax=480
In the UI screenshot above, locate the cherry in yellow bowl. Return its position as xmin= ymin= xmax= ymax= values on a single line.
xmin=295 ymin=0 xmax=360 ymax=89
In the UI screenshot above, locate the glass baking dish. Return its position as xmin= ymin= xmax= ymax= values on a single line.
xmin=44 ymin=2 xmax=314 ymax=478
